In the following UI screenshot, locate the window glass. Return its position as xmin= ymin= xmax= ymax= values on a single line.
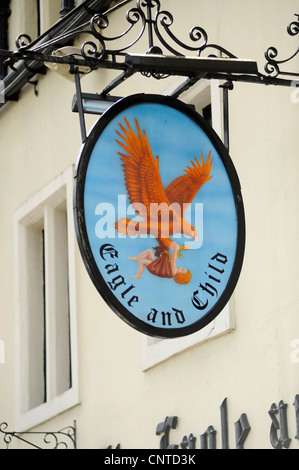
xmin=14 ymin=168 xmax=78 ymax=430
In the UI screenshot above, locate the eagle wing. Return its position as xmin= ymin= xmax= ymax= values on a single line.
xmin=165 ymin=151 xmax=213 ymax=213
xmin=115 ymin=118 xmax=171 ymax=216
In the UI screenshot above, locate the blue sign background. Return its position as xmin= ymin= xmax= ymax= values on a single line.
xmin=81 ymin=100 xmax=239 ymax=333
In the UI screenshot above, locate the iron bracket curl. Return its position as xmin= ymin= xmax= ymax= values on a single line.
xmin=265 ymin=13 xmax=299 ymax=78
xmin=0 ymin=1 xmax=298 ymax=98
xmin=0 ymin=421 xmax=76 ymax=449
xmin=1 ymin=0 xmax=246 ymax=75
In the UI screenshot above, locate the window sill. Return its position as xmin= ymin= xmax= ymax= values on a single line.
xmin=142 ymin=303 xmax=234 ymax=371
xmin=14 ymin=387 xmax=79 ymax=432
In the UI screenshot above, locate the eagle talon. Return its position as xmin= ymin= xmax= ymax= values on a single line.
xmin=178 ymin=244 xmax=191 ymax=258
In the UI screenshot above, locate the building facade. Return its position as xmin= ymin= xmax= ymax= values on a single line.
xmin=0 ymin=0 xmax=299 ymax=449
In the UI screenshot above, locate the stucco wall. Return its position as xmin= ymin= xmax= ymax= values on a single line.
xmin=0 ymin=0 xmax=298 ymax=449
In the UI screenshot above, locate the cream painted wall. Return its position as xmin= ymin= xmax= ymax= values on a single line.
xmin=8 ymin=0 xmax=38 ymax=48
xmin=0 ymin=0 xmax=299 ymax=449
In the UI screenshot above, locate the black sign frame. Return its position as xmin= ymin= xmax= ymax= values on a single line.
xmin=74 ymin=93 xmax=245 ymax=338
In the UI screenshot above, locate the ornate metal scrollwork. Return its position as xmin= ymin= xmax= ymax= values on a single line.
xmin=288 ymin=14 xmax=299 ymax=36
xmin=265 ymin=13 xmax=299 ymax=78
xmin=81 ymin=7 xmax=146 ymax=60
xmin=82 ymin=0 xmax=234 ymax=61
xmin=0 ymin=421 xmax=76 ymax=449
xmin=15 ymin=34 xmax=33 ymax=50
xmin=10 ymin=0 xmax=236 ymax=73
xmin=151 ymin=3 xmax=208 ymax=56
xmin=1 ymin=0 xmax=299 ymax=90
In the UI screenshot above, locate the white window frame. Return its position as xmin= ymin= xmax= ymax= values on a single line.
xmin=38 ymin=0 xmax=62 ymax=34
xmin=142 ymin=303 xmax=234 ymax=370
xmin=14 ymin=167 xmax=79 ymax=431
xmin=142 ymin=79 xmax=234 ymax=371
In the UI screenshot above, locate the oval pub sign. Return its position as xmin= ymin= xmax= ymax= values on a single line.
xmin=74 ymin=94 xmax=245 ymax=338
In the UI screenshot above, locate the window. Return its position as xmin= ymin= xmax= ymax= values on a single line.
xmin=14 ymin=167 xmax=78 ymax=430
xmin=7 ymin=1 xmax=62 ymax=52
xmin=0 ymin=1 xmax=11 ymax=79
xmin=37 ymin=0 xmax=62 ymax=35
xmin=202 ymin=103 xmax=212 ymax=128
xmin=142 ymin=79 xmax=233 ymax=370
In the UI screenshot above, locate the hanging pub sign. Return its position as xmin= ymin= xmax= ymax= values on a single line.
xmin=74 ymin=94 xmax=245 ymax=338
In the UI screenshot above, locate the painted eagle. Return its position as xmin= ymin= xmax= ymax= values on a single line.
xmin=115 ymin=117 xmax=213 ymax=252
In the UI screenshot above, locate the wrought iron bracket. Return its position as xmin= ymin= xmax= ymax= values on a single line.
xmin=265 ymin=14 xmax=299 ymax=79
xmin=0 ymin=1 xmax=298 ymax=141
xmin=0 ymin=2 xmax=298 ymax=87
xmin=0 ymin=421 xmax=76 ymax=449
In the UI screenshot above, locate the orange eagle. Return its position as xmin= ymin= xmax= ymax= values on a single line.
xmin=115 ymin=117 xmax=213 ymax=253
